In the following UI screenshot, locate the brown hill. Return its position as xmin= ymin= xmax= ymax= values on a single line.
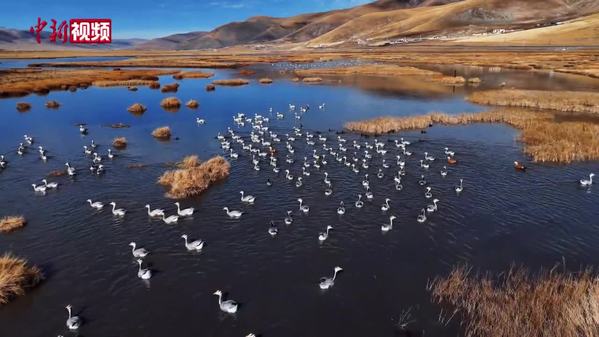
xmin=138 ymin=0 xmax=459 ymax=49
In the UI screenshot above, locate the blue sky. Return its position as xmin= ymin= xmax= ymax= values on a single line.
xmin=5 ymin=0 xmax=371 ymax=39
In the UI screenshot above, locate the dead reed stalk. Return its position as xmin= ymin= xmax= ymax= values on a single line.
xmin=430 ymin=265 xmax=599 ymax=337
xmin=0 ymin=216 xmax=26 ymax=233
xmin=158 ymin=155 xmax=230 ymax=199
xmin=0 ymin=254 xmax=43 ymax=305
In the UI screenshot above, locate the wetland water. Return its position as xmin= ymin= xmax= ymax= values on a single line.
xmin=0 ymin=61 xmax=598 ymax=337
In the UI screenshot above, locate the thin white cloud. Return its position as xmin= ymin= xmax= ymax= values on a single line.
xmin=209 ymin=1 xmax=247 ymax=9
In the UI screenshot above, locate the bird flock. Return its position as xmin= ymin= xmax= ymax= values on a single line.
xmin=0 ymin=100 xmax=595 ymax=337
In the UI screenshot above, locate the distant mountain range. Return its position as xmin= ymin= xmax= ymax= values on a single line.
xmin=0 ymin=27 xmax=147 ymax=50
xmin=2 ymin=0 xmax=599 ymax=50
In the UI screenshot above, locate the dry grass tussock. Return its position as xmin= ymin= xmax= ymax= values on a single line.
xmin=45 ymin=100 xmax=60 ymax=108
xmin=212 ymin=79 xmax=249 ymax=86
xmin=127 ymin=103 xmax=147 ymax=114
xmin=160 ymin=97 xmax=181 ymax=109
xmin=344 ymin=109 xmax=599 ymax=163
xmin=16 ymin=102 xmax=30 ymax=112
xmin=186 ymin=99 xmax=199 ymax=108
xmin=92 ymin=79 xmax=158 ymax=87
xmin=173 ymin=71 xmax=214 ymax=79
xmin=160 ymin=83 xmax=179 ymax=93
xmin=152 ymin=126 xmax=171 ymax=140
xmin=468 ymin=89 xmax=599 ymax=114
xmin=0 ymin=216 xmax=26 ymax=233
xmin=259 ymin=78 xmax=273 ymax=84
xmin=302 ymin=77 xmax=322 ymax=83
xmin=158 ymin=155 xmax=230 ymax=199
xmin=0 ymin=254 xmax=43 ymax=305
xmin=0 ymin=68 xmax=174 ymax=97
xmin=430 ymin=265 xmax=599 ymax=337
xmin=112 ymin=137 xmax=127 ymax=149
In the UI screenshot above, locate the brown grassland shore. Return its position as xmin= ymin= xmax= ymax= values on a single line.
xmin=468 ymin=89 xmax=599 ymax=114
xmin=430 ymin=265 xmax=599 ymax=337
xmin=2 ymin=47 xmax=599 ymax=79
xmin=0 ymin=68 xmax=176 ymax=97
xmin=344 ymin=108 xmax=599 ymax=163
xmin=294 ymin=65 xmax=470 ymax=86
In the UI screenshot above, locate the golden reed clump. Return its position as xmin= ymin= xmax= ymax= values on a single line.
xmin=152 ymin=126 xmax=171 ymax=140
xmin=430 ymin=265 xmax=599 ymax=337
xmin=92 ymin=79 xmax=158 ymax=87
xmin=127 ymin=103 xmax=147 ymax=114
xmin=158 ymin=155 xmax=230 ymax=199
xmin=468 ymin=89 xmax=599 ymax=114
xmin=112 ymin=137 xmax=127 ymax=149
xmin=212 ymin=79 xmax=249 ymax=86
xmin=344 ymin=109 xmax=599 ymax=163
xmin=173 ymin=71 xmax=214 ymax=79
xmin=0 ymin=216 xmax=26 ymax=233
xmin=160 ymin=83 xmax=179 ymax=93
xmin=186 ymin=99 xmax=199 ymax=108
xmin=160 ymin=97 xmax=181 ymax=109
xmin=0 ymin=254 xmax=43 ymax=305
xmin=259 ymin=78 xmax=273 ymax=84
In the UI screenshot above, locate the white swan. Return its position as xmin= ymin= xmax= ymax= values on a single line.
xmin=240 ymin=191 xmax=255 ymax=204
xmin=65 ymin=162 xmax=76 ymax=176
xmin=162 ymin=213 xmax=179 ymax=224
xmin=87 ymin=199 xmax=104 ymax=209
xmin=417 ymin=209 xmax=427 ymax=223
xmin=107 ymin=149 xmax=114 ymax=159
xmin=65 ymin=305 xmax=82 ymax=330
xmin=42 ymin=179 xmax=58 ymax=189
xmin=223 ymin=207 xmax=243 ymax=219
xmin=284 ymin=210 xmax=293 ymax=225
xmin=355 ymin=194 xmax=364 ymax=208
xmin=420 ymin=160 xmax=429 ymax=169
xmin=425 ymin=187 xmax=432 ymax=199
xmin=381 ymin=215 xmax=396 ymax=232
xmin=175 ymin=202 xmax=194 ymax=216
xmin=136 ymin=259 xmax=152 ymax=279
xmin=181 ymin=234 xmax=204 ymax=251
xmin=580 ymin=173 xmax=594 ymax=187
xmin=268 ymin=221 xmax=278 ymax=236
xmin=337 ymin=201 xmax=345 ymax=215
xmin=427 ymin=199 xmax=439 ymax=213
xmin=440 ymin=166 xmax=448 ymax=177
xmin=455 ymin=179 xmax=464 ymax=193
xmin=381 ymin=198 xmax=391 ymax=212
xmin=213 ymin=290 xmax=238 ymax=313
xmin=32 ymin=183 xmax=47 ymax=193
xmin=365 ymin=187 xmax=374 ymax=200
xmin=145 ymin=205 xmax=164 ymax=217
xmin=109 ymin=202 xmax=126 ymax=216
xmin=129 ymin=242 xmax=149 ymax=258
xmin=319 ymin=225 xmax=333 ymax=241
xmin=297 ymin=198 xmax=309 ymax=214
xmin=319 ymin=266 xmax=343 ymax=290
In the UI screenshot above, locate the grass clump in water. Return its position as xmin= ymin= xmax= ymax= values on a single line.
xmin=158 ymin=155 xmax=230 ymax=199
xmin=259 ymin=78 xmax=273 ymax=84
xmin=430 ymin=265 xmax=599 ymax=337
xmin=16 ymin=102 xmax=30 ymax=112
xmin=127 ymin=103 xmax=147 ymax=114
xmin=112 ymin=137 xmax=127 ymax=149
xmin=0 ymin=216 xmax=26 ymax=233
xmin=212 ymin=79 xmax=249 ymax=86
xmin=0 ymin=254 xmax=43 ymax=305
xmin=152 ymin=126 xmax=171 ymax=140
xmin=160 ymin=97 xmax=181 ymax=109
xmin=160 ymin=83 xmax=179 ymax=93
xmin=186 ymin=99 xmax=199 ymax=108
